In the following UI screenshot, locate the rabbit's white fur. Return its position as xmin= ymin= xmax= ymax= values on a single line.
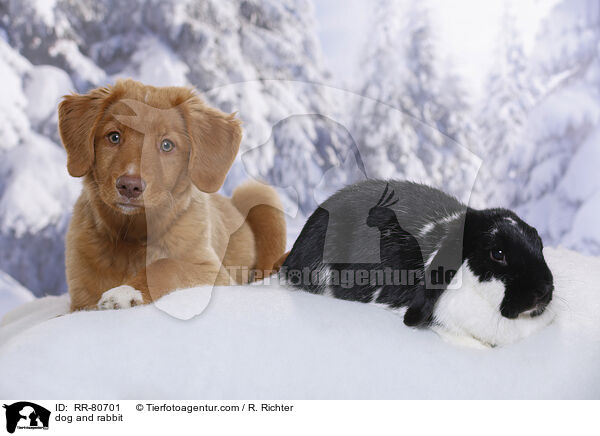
xmin=432 ymin=262 xmax=557 ymax=348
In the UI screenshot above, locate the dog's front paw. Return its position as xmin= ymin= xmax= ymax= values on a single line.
xmin=97 ymin=285 xmax=144 ymax=310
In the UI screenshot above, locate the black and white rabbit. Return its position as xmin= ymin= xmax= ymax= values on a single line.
xmin=280 ymin=180 xmax=555 ymax=348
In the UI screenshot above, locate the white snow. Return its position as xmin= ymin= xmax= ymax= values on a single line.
xmin=0 ymin=38 xmax=31 ymax=152
xmin=559 ymin=127 xmax=600 ymax=202
xmin=48 ymin=39 xmax=108 ymax=88
xmin=0 ymin=0 xmax=598 ymax=399
xmin=0 ymin=247 xmax=598 ymax=399
xmin=0 ymin=271 xmax=35 ymax=319
xmin=564 ymin=190 xmax=600 ymax=253
xmin=0 ymin=39 xmax=81 ymax=296
xmin=115 ymin=36 xmax=190 ymax=87
xmin=0 ymin=133 xmax=81 ymax=236
xmin=505 ymin=0 xmax=600 ymax=255
xmin=352 ymin=0 xmax=481 ymax=202
xmin=23 ymin=65 xmax=73 ymax=127
xmin=27 ymin=0 xmax=58 ymax=27
xmin=0 ymin=0 xmax=599 ymax=300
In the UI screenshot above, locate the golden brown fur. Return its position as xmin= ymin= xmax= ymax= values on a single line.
xmin=59 ymin=79 xmax=286 ymax=311
xmin=272 ymin=251 xmax=290 ymax=273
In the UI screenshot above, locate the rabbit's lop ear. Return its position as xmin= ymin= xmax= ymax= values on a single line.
xmin=183 ymin=95 xmax=242 ymax=193
xmin=403 ymin=290 xmax=437 ymax=327
xmin=58 ymin=87 xmax=110 ymax=177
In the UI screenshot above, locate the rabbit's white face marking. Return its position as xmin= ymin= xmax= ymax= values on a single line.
xmin=491 ymin=217 xmax=518 ymax=237
xmin=464 ymin=209 xmax=554 ymax=319
xmin=433 ymin=263 xmax=504 ymax=332
xmin=432 ymin=262 xmax=556 ymax=347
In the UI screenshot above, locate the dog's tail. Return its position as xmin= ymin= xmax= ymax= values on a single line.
xmin=231 ymin=180 xmax=286 ymax=280
xmin=272 ymin=251 xmax=290 ymax=272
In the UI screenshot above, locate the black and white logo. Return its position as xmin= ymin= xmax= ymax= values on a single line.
xmin=3 ymin=402 xmax=50 ymax=434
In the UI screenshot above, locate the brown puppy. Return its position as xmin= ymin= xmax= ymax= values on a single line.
xmin=59 ymin=79 xmax=286 ymax=311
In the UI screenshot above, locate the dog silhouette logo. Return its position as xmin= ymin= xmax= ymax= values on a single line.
xmin=3 ymin=402 xmax=50 ymax=433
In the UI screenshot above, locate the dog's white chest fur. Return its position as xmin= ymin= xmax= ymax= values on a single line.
xmin=432 ymin=262 xmax=556 ymax=348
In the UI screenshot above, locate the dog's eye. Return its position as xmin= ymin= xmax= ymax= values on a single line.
xmin=107 ymin=132 xmax=121 ymax=144
xmin=490 ymin=249 xmax=507 ymax=265
xmin=160 ymin=139 xmax=175 ymax=152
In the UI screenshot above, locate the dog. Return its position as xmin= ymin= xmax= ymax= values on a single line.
xmin=59 ymin=79 xmax=286 ymax=311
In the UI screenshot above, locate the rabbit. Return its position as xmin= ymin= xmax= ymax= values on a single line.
xmin=280 ymin=179 xmax=556 ymax=348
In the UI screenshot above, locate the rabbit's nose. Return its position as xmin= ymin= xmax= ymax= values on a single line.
xmin=535 ymin=284 xmax=553 ymax=303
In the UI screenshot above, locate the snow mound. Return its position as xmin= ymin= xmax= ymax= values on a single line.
xmin=0 ymin=247 xmax=598 ymax=399
xmin=0 ymin=270 xmax=35 ymax=319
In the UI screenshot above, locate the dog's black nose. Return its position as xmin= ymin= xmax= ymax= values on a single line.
xmin=116 ymin=175 xmax=146 ymax=199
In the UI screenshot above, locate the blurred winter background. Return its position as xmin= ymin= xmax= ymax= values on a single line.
xmin=0 ymin=0 xmax=598 ymax=312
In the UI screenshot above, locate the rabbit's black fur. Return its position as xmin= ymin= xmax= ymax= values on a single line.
xmin=281 ymin=180 xmax=555 ymax=345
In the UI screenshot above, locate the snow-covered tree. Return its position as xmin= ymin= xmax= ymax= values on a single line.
xmin=473 ymin=4 xmax=539 ymax=208
xmin=352 ymin=0 xmax=478 ymax=199
xmin=514 ymin=0 xmax=600 ymax=254
xmin=0 ymin=37 xmax=79 ymax=295
xmin=352 ymin=1 xmax=420 ymax=180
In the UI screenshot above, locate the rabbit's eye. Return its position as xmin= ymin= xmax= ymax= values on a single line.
xmin=490 ymin=249 xmax=507 ymax=265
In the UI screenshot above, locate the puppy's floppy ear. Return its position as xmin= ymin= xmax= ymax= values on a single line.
xmin=184 ymin=96 xmax=242 ymax=193
xmin=58 ymin=88 xmax=108 ymax=177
